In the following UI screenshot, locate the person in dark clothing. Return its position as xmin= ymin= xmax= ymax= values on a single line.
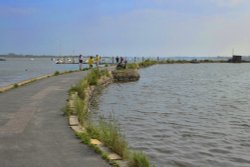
xmin=79 ymin=55 xmax=83 ymax=70
xmin=115 ymin=56 xmax=119 ymax=64
xmin=120 ymin=57 xmax=124 ymax=63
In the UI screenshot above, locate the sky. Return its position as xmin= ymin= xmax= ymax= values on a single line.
xmin=1 ymin=0 xmax=250 ymax=57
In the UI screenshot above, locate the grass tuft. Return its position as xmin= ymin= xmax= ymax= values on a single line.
xmin=86 ymin=118 xmax=128 ymax=159
xmin=54 ymin=71 xmax=60 ymax=76
xmin=13 ymin=83 xmax=19 ymax=88
xmin=61 ymin=105 xmax=69 ymax=116
xmin=74 ymin=97 xmax=88 ymax=125
xmin=129 ymin=151 xmax=154 ymax=167
xmin=76 ymin=132 xmax=91 ymax=145
xmin=127 ymin=63 xmax=139 ymax=69
xmin=138 ymin=59 xmax=157 ymax=68
xmin=101 ymin=152 xmax=109 ymax=160
xmin=70 ymin=79 xmax=88 ymax=99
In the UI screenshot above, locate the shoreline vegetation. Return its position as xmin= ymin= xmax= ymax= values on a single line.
xmin=138 ymin=59 xmax=227 ymax=67
xmin=66 ymin=67 xmax=155 ymax=167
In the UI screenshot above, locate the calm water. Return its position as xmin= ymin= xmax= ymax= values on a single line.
xmin=92 ymin=64 xmax=250 ymax=167
xmin=0 ymin=57 xmax=87 ymax=87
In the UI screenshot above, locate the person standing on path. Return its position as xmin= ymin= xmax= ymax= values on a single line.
xmin=79 ymin=54 xmax=83 ymax=70
xmin=115 ymin=56 xmax=119 ymax=64
xmin=95 ymin=54 xmax=100 ymax=68
xmin=88 ymin=56 xmax=94 ymax=69
xmin=120 ymin=57 xmax=124 ymax=64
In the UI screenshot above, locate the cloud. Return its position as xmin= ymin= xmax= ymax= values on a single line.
xmin=81 ymin=7 xmax=250 ymax=57
xmin=1 ymin=0 xmax=250 ymax=56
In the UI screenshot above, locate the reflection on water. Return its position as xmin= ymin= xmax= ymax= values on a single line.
xmin=91 ymin=64 xmax=250 ymax=167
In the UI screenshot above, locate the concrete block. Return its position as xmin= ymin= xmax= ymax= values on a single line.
xmin=69 ymin=116 xmax=79 ymax=126
xmin=108 ymin=153 xmax=122 ymax=160
xmin=97 ymin=144 xmax=122 ymax=160
xmin=90 ymin=139 xmax=102 ymax=145
xmin=70 ymin=125 xmax=85 ymax=133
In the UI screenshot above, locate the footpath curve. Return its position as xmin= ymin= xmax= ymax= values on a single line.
xmin=0 ymin=71 xmax=110 ymax=167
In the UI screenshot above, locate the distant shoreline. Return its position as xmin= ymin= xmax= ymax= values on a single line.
xmin=0 ymin=54 xmax=231 ymax=61
xmin=2 ymin=54 xmax=250 ymax=63
xmin=0 ymin=55 xmax=78 ymax=58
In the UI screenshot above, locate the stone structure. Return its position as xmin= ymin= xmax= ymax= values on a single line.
xmin=112 ymin=69 xmax=140 ymax=82
xmin=232 ymin=55 xmax=242 ymax=63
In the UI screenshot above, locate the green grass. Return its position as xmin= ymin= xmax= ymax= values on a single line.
xmin=70 ymin=69 xmax=109 ymax=98
xmin=78 ymin=122 xmax=153 ymax=167
xmin=70 ymin=79 xmax=89 ymax=99
xmin=74 ymin=97 xmax=88 ymax=125
xmin=86 ymin=118 xmax=129 ymax=159
xmin=90 ymin=144 xmax=102 ymax=154
xmin=129 ymin=151 xmax=154 ymax=167
xmin=82 ymin=68 xmax=89 ymax=71
xmin=101 ymin=152 xmax=109 ymax=161
xmin=76 ymin=132 xmax=91 ymax=145
xmin=54 ymin=71 xmax=60 ymax=76
xmin=13 ymin=83 xmax=19 ymax=88
xmin=86 ymin=69 xmax=110 ymax=85
xmin=127 ymin=63 xmax=139 ymax=69
xmin=138 ymin=60 xmax=157 ymax=68
xmin=87 ymin=73 xmax=98 ymax=85
xmin=61 ymin=105 xmax=70 ymax=116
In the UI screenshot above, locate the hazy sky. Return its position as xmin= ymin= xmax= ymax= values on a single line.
xmin=1 ymin=0 xmax=250 ymax=57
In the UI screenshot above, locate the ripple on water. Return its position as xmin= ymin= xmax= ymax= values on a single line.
xmin=92 ymin=64 xmax=250 ymax=167
xmin=230 ymin=157 xmax=250 ymax=164
xmin=208 ymin=148 xmax=231 ymax=154
xmin=168 ymin=159 xmax=194 ymax=167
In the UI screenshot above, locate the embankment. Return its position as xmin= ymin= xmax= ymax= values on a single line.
xmin=66 ymin=67 xmax=154 ymax=167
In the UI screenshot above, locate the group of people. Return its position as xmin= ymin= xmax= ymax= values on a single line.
xmin=78 ymin=54 xmax=100 ymax=70
xmin=78 ymin=55 xmax=127 ymax=70
xmin=115 ymin=56 xmax=127 ymax=69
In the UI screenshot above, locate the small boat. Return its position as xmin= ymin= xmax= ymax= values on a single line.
xmin=55 ymin=58 xmax=65 ymax=64
xmin=67 ymin=58 xmax=72 ymax=63
xmin=0 ymin=58 xmax=6 ymax=61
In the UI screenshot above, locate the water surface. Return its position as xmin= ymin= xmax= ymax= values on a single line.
xmin=0 ymin=57 xmax=86 ymax=87
xmin=92 ymin=64 xmax=250 ymax=167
